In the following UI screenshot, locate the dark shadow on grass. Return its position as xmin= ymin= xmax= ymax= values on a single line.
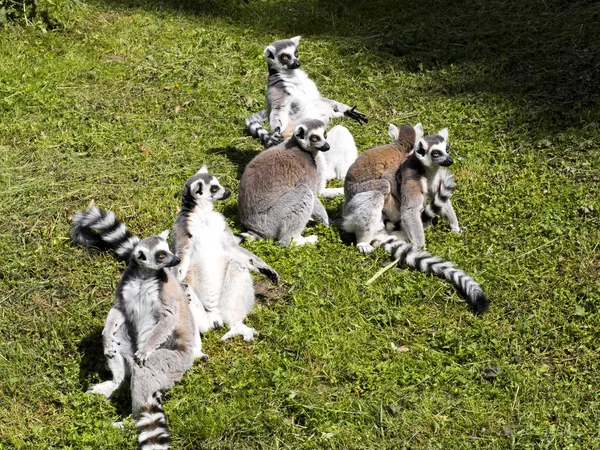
xmin=92 ymin=0 xmax=599 ymax=133
xmin=206 ymin=145 xmax=258 ymax=180
xmin=78 ymin=327 xmax=132 ymax=417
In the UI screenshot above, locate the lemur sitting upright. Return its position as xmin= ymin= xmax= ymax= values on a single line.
xmin=238 ymin=119 xmax=331 ymax=246
xmin=71 ymin=214 xmax=199 ymax=450
xmin=246 ymin=36 xmax=364 ymax=189
xmin=172 ymin=166 xmax=280 ymax=342
xmin=341 ymin=124 xmax=487 ymax=313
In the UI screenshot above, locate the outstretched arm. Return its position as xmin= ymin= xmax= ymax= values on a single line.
xmin=222 ymin=230 xmax=280 ymax=284
xmin=322 ymin=98 xmax=368 ymax=125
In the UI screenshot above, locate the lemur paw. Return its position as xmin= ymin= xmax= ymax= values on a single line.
xmin=259 ymin=267 xmax=280 ymax=284
xmin=292 ymin=235 xmax=318 ymax=246
xmin=105 ymin=339 xmax=120 ymax=359
xmin=134 ymin=350 xmax=149 ymax=367
xmin=454 ymin=226 xmax=467 ymax=233
xmin=266 ymin=129 xmax=283 ymax=147
xmin=208 ymin=312 xmax=224 ymax=329
xmin=344 ymin=106 xmax=368 ymax=125
xmin=357 ymin=242 xmax=374 ymax=254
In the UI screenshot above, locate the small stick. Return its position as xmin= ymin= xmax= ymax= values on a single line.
xmin=365 ymin=257 xmax=401 ymax=286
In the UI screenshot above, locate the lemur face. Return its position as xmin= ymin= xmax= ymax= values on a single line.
xmin=133 ymin=233 xmax=180 ymax=270
xmin=415 ymin=128 xmax=453 ymax=168
xmin=183 ymin=166 xmax=231 ymax=204
xmin=294 ymin=120 xmax=330 ymax=153
xmin=264 ymin=36 xmax=301 ymax=71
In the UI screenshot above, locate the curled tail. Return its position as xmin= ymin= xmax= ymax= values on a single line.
xmin=245 ymin=109 xmax=270 ymax=146
xmin=373 ymin=235 xmax=489 ymax=314
xmin=421 ymin=171 xmax=455 ymax=226
xmin=70 ymin=206 xmax=139 ymax=261
xmin=136 ymin=391 xmax=170 ymax=450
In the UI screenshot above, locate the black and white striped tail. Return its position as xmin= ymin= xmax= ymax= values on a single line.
xmin=70 ymin=206 xmax=139 ymax=261
xmin=374 ymin=236 xmax=489 ymax=314
xmin=421 ymin=173 xmax=455 ymax=226
xmin=136 ymin=392 xmax=170 ymax=450
xmin=245 ymin=109 xmax=270 ymax=146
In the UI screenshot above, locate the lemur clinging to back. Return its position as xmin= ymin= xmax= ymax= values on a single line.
xmin=246 ymin=36 xmax=364 ymax=189
xmin=172 ymin=166 xmax=280 ymax=342
xmin=238 ymin=119 xmax=331 ymax=246
xmin=71 ymin=213 xmax=199 ymax=450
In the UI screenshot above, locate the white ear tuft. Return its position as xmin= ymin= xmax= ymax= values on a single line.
xmin=438 ymin=127 xmax=449 ymax=140
xmin=264 ymin=45 xmax=276 ymax=58
xmin=387 ymin=124 xmax=400 ymax=141
xmin=294 ymin=124 xmax=307 ymax=140
xmin=414 ymin=123 xmax=424 ymax=142
xmin=290 ymin=36 xmax=301 ymax=46
xmin=159 ymin=230 xmax=170 ymax=240
xmin=197 ymin=165 xmax=208 ymax=174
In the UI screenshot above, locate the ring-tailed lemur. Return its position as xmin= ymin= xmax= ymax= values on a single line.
xmin=396 ymin=127 xmax=461 ymax=247
xmin=172 ymin=165 xmax=280 ymax=342
xmin=246 ymin=36 xmax=367 ymax=148
xmin=340 ymin=124 xmax=486 ymax=312
xmin=71 ymin=205 xmax=207 ymax=361
xmin=72 ymin=221 xmax=199 ymax=450
xmin=238 ymin=119 xmax=331 ymax=246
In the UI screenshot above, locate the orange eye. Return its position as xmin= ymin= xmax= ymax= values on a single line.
xmin=158 ymin=252 xmax=166 ymax=259
xmin=282 ymin=55 xmax=289 ymax=61
xmin=310 ymin=136 xmax=318 ymax=142
xmin=294 ymin=51 xmax=298 ymax=57
xmin=324 ymin=132 xmax=327 ymax=139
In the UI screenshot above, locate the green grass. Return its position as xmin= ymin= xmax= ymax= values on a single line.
xmin=1 ymin=0 xmax=599 ymax=448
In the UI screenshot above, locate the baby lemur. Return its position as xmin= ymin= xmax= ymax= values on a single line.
xmin=71 ymin=212 xmax=198 ymax=450
xmin=238 ymin=119 xmax=331 ymax=246
xmin=173 ymin=166 xmax=280 ymax=342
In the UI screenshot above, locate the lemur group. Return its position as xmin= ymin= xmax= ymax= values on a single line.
xmin=71 ymin=36 xmax=489 ymax=449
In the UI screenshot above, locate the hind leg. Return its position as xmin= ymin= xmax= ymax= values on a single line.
xmin=184 ymin=287 xmax=209 ymax=360
xmin=273 ymin=184 xmax=317 ymax=246
xmin=219 ymin=260 xmax=256 ymax=342
xmin=442 ymin=200 xmax=461 ymax=232
xmin=342 ymin=190 xmax=386 ymax=254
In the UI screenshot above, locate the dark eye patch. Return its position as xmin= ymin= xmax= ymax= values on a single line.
xmin=431 ymin=151 xmax=442 ymax=157
xmin=310 ymin=135 xmax=319 ymax=142
xmin=155 ymin=251 xmax=166 ymax=261
xmin=281 ymin=54 xmax=290 ymax=62
xmin=210 ymin=185 xmax=219 ymax=193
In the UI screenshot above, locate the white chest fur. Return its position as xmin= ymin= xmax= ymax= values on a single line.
xmin=121 ymin=276 xmax=161 ymax=347
xmin=186 ymin=210 xmax=229 ymax=307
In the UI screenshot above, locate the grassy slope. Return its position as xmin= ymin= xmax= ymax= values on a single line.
xmin=0 ymin=0 xmax=599 ymax=448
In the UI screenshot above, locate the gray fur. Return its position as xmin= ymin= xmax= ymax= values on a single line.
xmin=239 ymin=120 xmax=330 ymax=246
xmin=398 ymin=128 xmax=459 ymax=247
xmin=86 ymin=233 xmax=198 ymax=450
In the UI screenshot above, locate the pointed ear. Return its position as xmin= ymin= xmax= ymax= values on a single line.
xmin=414 ymin=123 xmax=424 ymax=142
xmin=416 ymin=140 xmax=427 ymax=156
xmin=294 ymin=124 xmax=307 ymax=140
xmin=159 ymin=230 xmax=170 ymax=240
xmin=196 ymin=165 xmax=208 ymax=174
xmin=264 ymin=45 xmax=276 ymax=59
xmin=136 ymin=250 xmax=146 ymax=261
xmin=290 ymin=36 xmax=301 ymax=46
xmin=438 ymin=127 xmax=449 ymax=140
xmin=387 ymin=124 xmax=400 ymax=141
